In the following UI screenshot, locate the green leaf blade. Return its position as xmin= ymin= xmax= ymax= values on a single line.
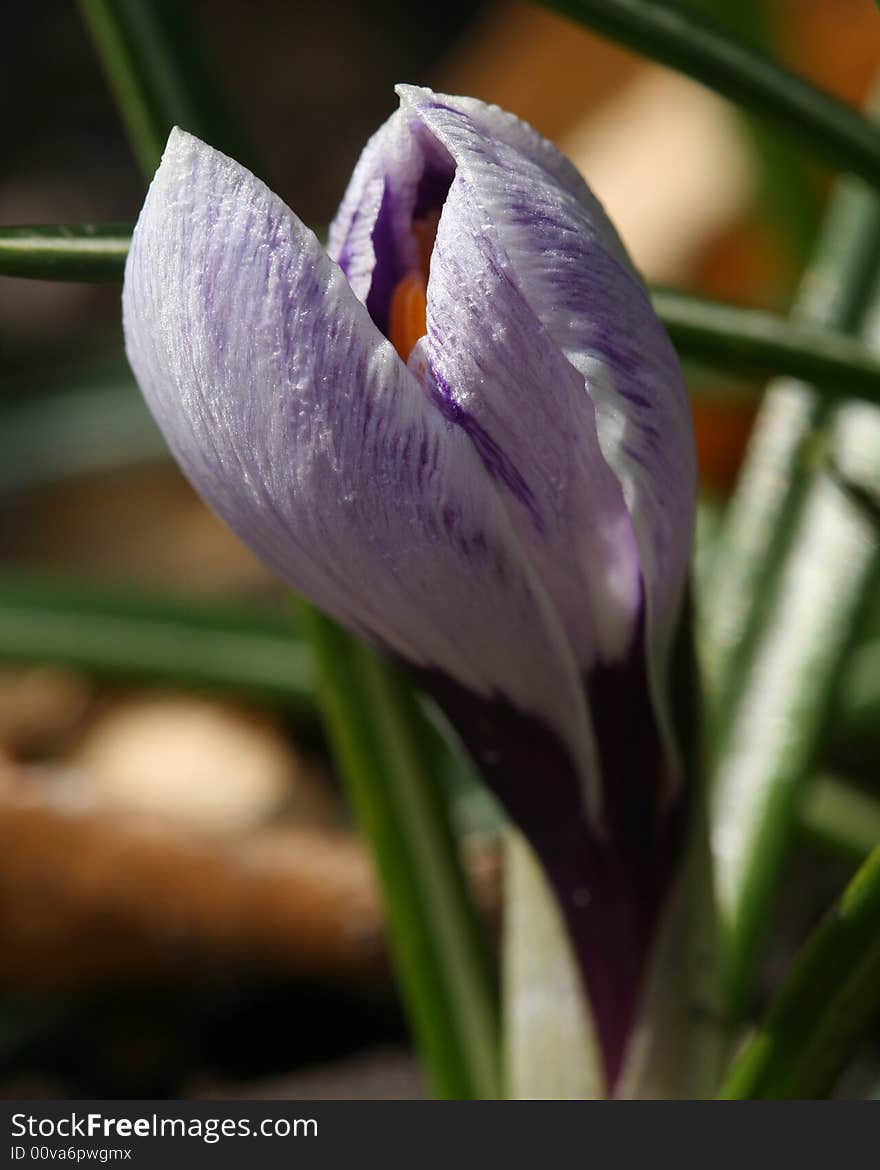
xmin=296 ymin=604 xmax=500 ymax=1100
xmin=0 ymin=571 xmax=315 ymax=714
xmin=722 ymin=846 xmax=880 ymax=1099
xmin=705 ymin=89 xmax=880 ymax=1021
xmin=77 ymin=0 xmax=254 ymax=179
xmin=539 ymin=0 xmax=880 ymax=189
xmin=0 ymin=225 xmax=132 ymax=282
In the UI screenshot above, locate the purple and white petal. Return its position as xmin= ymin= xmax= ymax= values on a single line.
xmin=399 ymin=87 xmax=697 ymax=774
xmin=397 ymin=85 xmax=638 ymax=281
xmin=122 ymin=107 xmax=700 ymax=1091
xmin=123 ymin=127 xmax=599 ymax=808
xmin=326 ymin=108 xmax=455 ymax=332
xmin=326 ymin=109 xmax=410 ymax=303
xmin=412 ymin=177 xmax=643 ymax=672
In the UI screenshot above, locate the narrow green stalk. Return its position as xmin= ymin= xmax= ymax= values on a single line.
xmin=694 ymin=0 xmax=817 ymax=268
xmin=701 ymin=179 xmax=880 ymax=708
xmin=296 ymin=605 xmax=499 ymax=1099
xmin=653 ymin=289 xmax=880 ymax=401
xmin=0 ymin=572 xmax=314 ymax=715
xmin=0 ymin=225 xmax=131 ymax=282
xmin=709 ymin=197 xmax=880 ymax=1021
xmin=77 ymin=0 xmax=253 ymax=178
xmin=538 ymin=0 xmax=880 ymax=189
xmin=721 ymin=847 xmax=880 ymax=1099
xmin=715 ymin=396 xmax=880 ymax=1022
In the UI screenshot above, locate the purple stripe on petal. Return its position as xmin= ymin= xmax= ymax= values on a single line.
xmin=364 ymin=180 xmax=408 ymax=336
xmin=400 ymin=87 xmax=695 ymax=793
xmin=427 ymin=368 xmax=542 ymax=527
xmin=423 ymin=169 xmax=644 ymax=673
xmin=415 ymin=613 xmax=688 ymax=1091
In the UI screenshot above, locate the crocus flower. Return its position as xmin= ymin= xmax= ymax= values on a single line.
xmin=123 ymin=85 xmax=696 ymax=1091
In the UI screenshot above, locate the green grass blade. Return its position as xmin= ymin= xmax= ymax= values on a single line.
xmin=296 ymin=604 xmax=500 ymax=1100
xmin=653 ymin=289 xmax=880 ymax=401
xmin=709 ymin=213 xmax=880 ymax=1020
xmin=721 ymin=846 xmax=880 ymax=1098
xmin=0 ymin=571 xmax=314 ymax=714
xmin=830 ymin=636 xmax=880 ymax=762
xmin=77 ymin=0 xmax=254 ymax=178
xmin=685 ymin=1 xmax=817 ymax=269
xmin=538 ymin=0 xmax=880 ymax=188
xmin=701 ymin=178 xmax=880 ymax=707
xmin=0 ymin=225 xmax=131 ymax=282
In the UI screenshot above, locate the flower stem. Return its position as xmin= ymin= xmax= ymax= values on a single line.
xmin=721 ymin=846 xmax=880 ymax=1099
xmin=0 ymin=571 xmax=315 ymax=716
xmin=296 ymin=604 xmax=500 ymax=1099
xmin=539 ymin=0 xmax=880 ymax=189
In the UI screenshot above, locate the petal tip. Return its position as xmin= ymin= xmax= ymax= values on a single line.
xmin=161 ymin=125 xmax=210 ymax=169
xmin=394 ymin=82 xmax=437 ymax=110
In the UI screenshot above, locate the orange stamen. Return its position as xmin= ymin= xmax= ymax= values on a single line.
xmin=388 ymin=270 xmax=428 ymax=362
xmin=412 ymin=209 xmax=442 ymax=280
xmin=387 ymin=208 xmax=440 ymax=362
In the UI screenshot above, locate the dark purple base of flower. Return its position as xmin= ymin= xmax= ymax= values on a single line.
xmin=414 ymin=634 xmax=689 ymax=1093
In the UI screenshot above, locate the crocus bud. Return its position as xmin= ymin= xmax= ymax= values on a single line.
xmin=123 ymin=86 xmax=697 ymax=1091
